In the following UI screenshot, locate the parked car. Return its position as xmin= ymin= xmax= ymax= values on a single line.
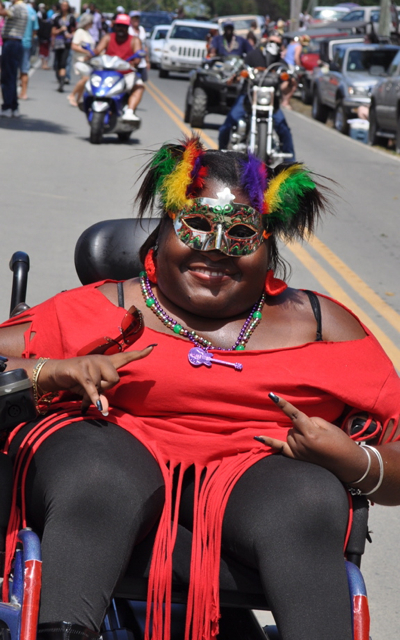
xmin=311 ymin=43 xmax=399 ymax=134
xmin=309 ymin=5 xmax=351 ymax=25
xmin=212 ymin=15 xmax=264 ymax=38
xmin=298 ymin=34 xmax=364 ymax=102
xmin=323 ymin=6 xmax=399 ymax=34
xmin=369 ymin=48 xmax=400 ymax=151
xmin=140 ymin=11 xmax=173 ymax=39
xmin=281 ymin=30 xmax=362 ymax=104
xmin=148 ymin=25 xmax=169 ymax=68
xmin=159 ymin=19 xmax=216 ymax=77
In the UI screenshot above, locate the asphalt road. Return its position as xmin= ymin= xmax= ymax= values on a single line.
xmin=1 ymin=64 xmax=400 ymax=638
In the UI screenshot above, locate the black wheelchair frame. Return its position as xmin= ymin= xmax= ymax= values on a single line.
xmin=0 ymin=218 xmax=371 ymax=640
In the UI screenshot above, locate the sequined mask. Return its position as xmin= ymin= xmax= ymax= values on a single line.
xmin=172 ymin=188 xmax=264 ymax=257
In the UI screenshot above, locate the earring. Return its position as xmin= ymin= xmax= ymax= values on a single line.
xmin=144 ymin=247 xmax=157 ymax=284
xmin=265 ymin=269 xmax=287 ymax=296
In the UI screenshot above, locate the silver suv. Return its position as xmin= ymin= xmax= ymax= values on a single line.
xmin=311 ymin=43 xmax=399 ymax=134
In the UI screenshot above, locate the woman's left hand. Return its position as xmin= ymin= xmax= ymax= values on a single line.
xmin=255 ymin=393 xmax=369 ymax=484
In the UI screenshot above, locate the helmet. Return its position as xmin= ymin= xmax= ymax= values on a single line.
xmin=114 ymin=13 xmax=130 ymax=26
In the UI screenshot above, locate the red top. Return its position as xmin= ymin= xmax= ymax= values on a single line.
xmin=2 ymin=281 xmax=400 ymax=640
xmin=106 ymin=32 xmax=134 ymax=63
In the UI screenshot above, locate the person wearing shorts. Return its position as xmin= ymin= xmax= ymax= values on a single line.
xmin=19 ymin=1 xmax=38 ymax=99
xmin=67 ymin=12 xmax=94 ymax=106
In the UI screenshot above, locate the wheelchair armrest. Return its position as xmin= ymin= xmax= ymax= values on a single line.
xmin=346 ymin=494 xmax=369 ymax=567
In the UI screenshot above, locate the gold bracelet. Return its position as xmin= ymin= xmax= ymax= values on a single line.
xmin=32 ymin=358 xmax=52 ymax=415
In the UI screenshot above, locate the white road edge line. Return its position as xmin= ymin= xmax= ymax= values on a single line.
xmin=288 ymin=108 xmax=400 ymax=164
xmin=28 ymin=58 xmax=42 ymax=78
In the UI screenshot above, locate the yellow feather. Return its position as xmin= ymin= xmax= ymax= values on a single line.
xmin=264 ymin=164 xmax=301 ymax=213
xmin=163 ymin=142 xmax=199 ymax=211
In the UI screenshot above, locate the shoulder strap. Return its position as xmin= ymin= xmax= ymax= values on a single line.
xmin=304 ymin=290 xmax=323 ymax=342
xmin=117 ymin=281 xmax=125 ymax=308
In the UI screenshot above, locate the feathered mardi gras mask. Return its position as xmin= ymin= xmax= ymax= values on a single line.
xmin=139 ymin=137 xmax=321 ymax=256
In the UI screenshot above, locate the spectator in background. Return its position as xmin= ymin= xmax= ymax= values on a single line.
xmin=68 ymin=11 xmax=93 ymax=105
xmin=128 ymin=10 xmax=148 ymax=81
xmin=210 ymin=20 xmax=253 ymax=57
xmin=0 ymin=0 xmax=28 ymax=117
xmin=20 ymin=0 xmax=39 ymax=99
xmin=275 ymin=19 xmax=286 ymax=36
xmin=87 ymin=2 xmax=101 ymax=44
xmin=37 ymin=3 xmax=52 ymax=68
xmin=0 ymin=5 xmax=5 ymax=67
xmin=281 ymin=34 xmax=302 ymax=109
xmin=115 ymin=5 xmax=125 ymax=14
xmin=262 ymin=14 xmax=273 ymax=37
xmin=52 ymin=0 xmax=76 ymax=92
xmin=246 ymin=29 xmax=257 ymax=48
xmin=205 ymin=27 xmax=218 ymax=57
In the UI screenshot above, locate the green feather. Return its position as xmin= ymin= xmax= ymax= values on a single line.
xmin=151 ymin=147 xmax=179 ymax=199
xmin=269 ymin=169 xmax=316 ymax=224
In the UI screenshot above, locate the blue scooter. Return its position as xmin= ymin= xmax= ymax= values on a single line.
xmin=81 ymin=46 xmax=145 ymax=144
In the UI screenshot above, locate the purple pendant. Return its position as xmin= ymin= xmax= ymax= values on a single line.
xmin=188 ymin=347 xmax=243 ymax=371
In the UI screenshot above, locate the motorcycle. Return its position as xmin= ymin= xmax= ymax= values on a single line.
xmin=229 ymin=63 xmax=294 ymax=165
xmin=81 ymin=47 xmax=145 ymax=145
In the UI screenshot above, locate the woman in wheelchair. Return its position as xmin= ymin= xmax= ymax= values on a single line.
xmin=0 ymin=137 xmax=399 ymax=640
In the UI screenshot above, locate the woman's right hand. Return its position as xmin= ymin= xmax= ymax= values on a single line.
xmin=37 ymin=345 xmax=156 ymax=414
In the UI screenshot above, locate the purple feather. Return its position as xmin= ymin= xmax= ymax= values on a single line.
xmin=191 ymin=155 xmax=203 ymax=180
xmin=240 ymin=155 xmax=267 ymax=211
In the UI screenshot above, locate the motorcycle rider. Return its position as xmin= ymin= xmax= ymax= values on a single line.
xmin=218 ymin=35 xmax=295 ymax=159
xmin=95 ymin=13 xmax=143 ymax=122
xmin=210 ymin=20 xmax=253 ymax=57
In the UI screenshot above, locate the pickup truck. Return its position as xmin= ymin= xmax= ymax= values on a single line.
xmin=311 ymin=43 xmax=400 ymax=134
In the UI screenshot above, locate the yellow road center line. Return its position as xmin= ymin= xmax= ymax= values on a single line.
xmin=289 ymin=242 xmax=400 ymax=369
xmin=146 ymin=84 xmax=193 ymax=136
xmin=309 ymin=236 xmax=400 ymax=334
xmin=147 ymin=78 xmax=399 ymax=364
xmin=148 ymin=80 xmax=218 ymax=149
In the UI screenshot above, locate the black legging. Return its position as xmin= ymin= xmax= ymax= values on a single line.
xmin=10 ymin=420 xmax=352 ymax=640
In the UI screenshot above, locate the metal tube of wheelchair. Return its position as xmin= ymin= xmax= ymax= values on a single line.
xmin=18 ymin=528 xmax=42 ymax=640
xmin=9 ymin=252 xmax=30 ymax=317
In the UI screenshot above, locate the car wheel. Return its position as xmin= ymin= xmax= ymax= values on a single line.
xmin=159 ymin=67 xmax=169 ymax=78
xmin=301 ymin=80 xmax=312 ymax=105
xmin=368 ymin=104 xmax=379 ymax=146
xmin=396 ymin=112 xmax=400 ymax=154
xmin=334 ymin=100 xmax=349 ymax=135
xmin=311 ymin=90 xmax=329 ymax=123
xmin=190 ymin=87 xmax=207 ymax=129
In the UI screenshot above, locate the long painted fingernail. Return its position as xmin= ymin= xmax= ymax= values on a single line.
xmin=254 ymin=436 xmax=265 ymax=443
xmin=102 ymin=411 xmax=109 ymax=417
xmin=269 ymin=392 xmax=280 ymax=404
xmin=96 ymin=399 xmax=103 ymax=412
xmin=146 ymin=343 xmax=158 ymax=348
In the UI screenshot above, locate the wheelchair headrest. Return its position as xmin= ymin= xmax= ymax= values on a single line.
xmin=74 ymin=218 xmax=160 ymax=285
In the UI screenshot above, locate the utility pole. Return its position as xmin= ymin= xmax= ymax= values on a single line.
xmin=378 ymin=0 xmax=391 ymax=37
xmin=290 ymin=0 xmax=303 ymax=31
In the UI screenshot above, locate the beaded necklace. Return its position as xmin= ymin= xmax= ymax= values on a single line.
xmin=139 ymin=272 xmax=265 ymax=371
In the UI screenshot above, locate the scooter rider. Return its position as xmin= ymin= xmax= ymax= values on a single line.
xmin=218 ymin=36 xmax=295 ymax=159
xmin=95 ymin=13 xmax=143 ymax=122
